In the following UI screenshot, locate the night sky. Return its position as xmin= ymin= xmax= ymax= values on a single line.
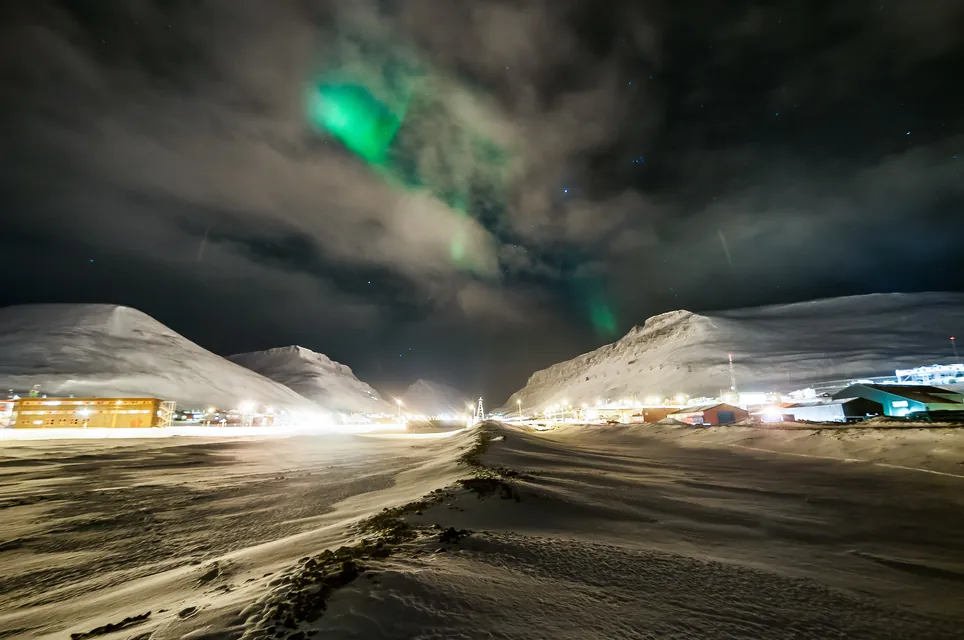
xmin=1 ymin=1 xmax=962 ymax=403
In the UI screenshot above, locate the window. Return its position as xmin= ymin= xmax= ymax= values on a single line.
xmin=892 ymin=400 xmax=909 ymax=408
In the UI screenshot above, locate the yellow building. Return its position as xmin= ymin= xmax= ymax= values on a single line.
xmin=9 ymin=397 xmax=176 ymax=429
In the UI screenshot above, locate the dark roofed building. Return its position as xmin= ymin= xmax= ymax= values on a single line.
xmin=669 ymin=403 xmax=749 ymax=426
xmin=831 ymin=384 xmax=964 ymax=418
xmin=784 ymin=397 xmax=883 ymax=423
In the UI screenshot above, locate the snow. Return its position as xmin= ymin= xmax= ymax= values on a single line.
xmin=0 ymin=429 xmax=473 ymax=639
xmin=401 ymin=379 xmax=471 ymax=417
xmin=319 ymin=424 xmax=964 ymax=639
xmin=3 ymin=422 xmax=963 ymax=639
xmin=0 ymin=304 xmax=315 ymax=410
xmin=229 ymin=346 xmax=395 ymax=415
xmin=504 ymin=292 xmax=964 ymax=410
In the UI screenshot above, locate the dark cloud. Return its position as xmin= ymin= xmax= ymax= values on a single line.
xmin=1 ymin=0 xmax=962 ymax=402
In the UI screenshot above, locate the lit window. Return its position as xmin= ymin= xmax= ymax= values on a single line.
xmin=892 ymin=400 xmax=909 ymax=408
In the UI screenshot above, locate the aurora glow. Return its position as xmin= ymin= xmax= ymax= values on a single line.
xmin=304 ymin=48 xmax=619 ymax=336
xmin=306 ymin=84 xmax=402 ymax=165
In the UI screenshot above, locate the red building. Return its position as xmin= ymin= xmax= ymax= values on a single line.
xmin=669 ymin=403 xmax=749 ymax=426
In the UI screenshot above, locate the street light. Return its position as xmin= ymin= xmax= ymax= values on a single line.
xmin=517 ymin=399 xmax=522 ymax=419
xmin=395 ymin=398 xmax=403 ymax=421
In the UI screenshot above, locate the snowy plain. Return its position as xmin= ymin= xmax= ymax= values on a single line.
xmin=3 ymin=422 xmax=964 ymax=639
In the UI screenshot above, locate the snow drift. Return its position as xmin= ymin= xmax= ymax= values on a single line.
xmin=401 ymin=379 xmax=471 ymax=417
xmin=504 ymin=292 xmax=964 ymax=410
xmin=0 ymin=304 xmax=315 ymax=410
xmin=229 ymin=346 xmax=395 ymax=415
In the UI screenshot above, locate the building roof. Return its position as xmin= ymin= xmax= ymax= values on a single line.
xmin=670 ymin=403 xmax=741 ymax=416
xmin=787 ymin=397 xmax=857 ymax=409
xmin=863 ymin=384 xmax=964 ymax=406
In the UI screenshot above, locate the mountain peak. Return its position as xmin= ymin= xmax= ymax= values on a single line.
xmin=503 ymin=292 xmax=964 ymax=409
xmin=229 ymin=346 xmax=392 ymax=414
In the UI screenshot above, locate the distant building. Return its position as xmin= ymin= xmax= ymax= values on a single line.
xmin=629 ymin=407 xmax=682 ymax=423
xmin=895 ymin=364 xmax=964 ymax=386
xmin=832 ymin=384 xmax=964 ymax=419
xmin=7 ymin=397 xmax=176 ymax=429
xmin=669 ymin=403 xmax=749 ymax=426
xmin=784 ymin=397 xmax=883 ymax=423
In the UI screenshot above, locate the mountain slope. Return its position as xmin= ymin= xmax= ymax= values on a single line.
xmin=401 ymin=379 xmax=471 ymax=417
xmin=504 ymin=292 xmax=964 ymax=410
xmin=229 ymin=346 xmax=394 ymax=415
xmin=0 ymin=304 xmax=316 ymax=409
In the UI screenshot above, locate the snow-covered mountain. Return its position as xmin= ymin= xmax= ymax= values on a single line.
xmin=229 ymin=346 xmax=394 ymax=415
xmin=401 ymin=379 xmax=471 ymax=417
xmin=504 ymin=292 xmax=964 ymax=410
xmin=0 ymin=304 xmax=316 ymax=410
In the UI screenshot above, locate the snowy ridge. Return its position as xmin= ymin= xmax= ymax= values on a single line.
xmin=505 ymin=292 xmax=964 ymax=409
xmin=0 ymin=304 xmax=316 ymax=409
xmin=401 ymin=379 xmax=471 ymax=417
xmin=229 ymin=346 xmax=395 ymax=415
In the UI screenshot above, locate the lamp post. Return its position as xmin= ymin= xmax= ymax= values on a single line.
xmin=517 ymin=399 xmax=522 ymax=420
xmin=395 ymin=398 xmax=403 ymax=421
xmin=952 ymin=336 xmax=959 ymax=360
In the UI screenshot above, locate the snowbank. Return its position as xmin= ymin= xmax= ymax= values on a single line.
xmin=547 ymin=422 xmax=964 ymax=477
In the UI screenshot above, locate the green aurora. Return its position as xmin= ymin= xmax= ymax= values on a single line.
xmin=304 ymin=59 xmax=618 ymax=337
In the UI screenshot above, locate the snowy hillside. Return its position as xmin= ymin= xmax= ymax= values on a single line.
xmin=229 ymin=346 xmax=395 ymax=415
xmin=0 ymin=304 xmax=316 ymax=410
xmin=504 ymin=292 xmax=964 ymax=410
xmin=401 ymin=379 xmax=471 ymax=417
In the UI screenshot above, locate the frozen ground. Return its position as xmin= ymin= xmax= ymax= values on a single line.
xmin=0 ymin=429 xmax=471 ymax=639
xmin=2 ymin=423 xmax=964 ymax=639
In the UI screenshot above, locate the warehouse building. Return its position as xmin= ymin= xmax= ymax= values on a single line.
xmin=784 ymin=397 xmax=883 ymax=423
xmin=831 ymin=384 xmax=964 ymax=419
xmin=8 ymin=397 xmax=176 ymax=429
xmin=669 ymin=403 xmax=748 ymax=426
